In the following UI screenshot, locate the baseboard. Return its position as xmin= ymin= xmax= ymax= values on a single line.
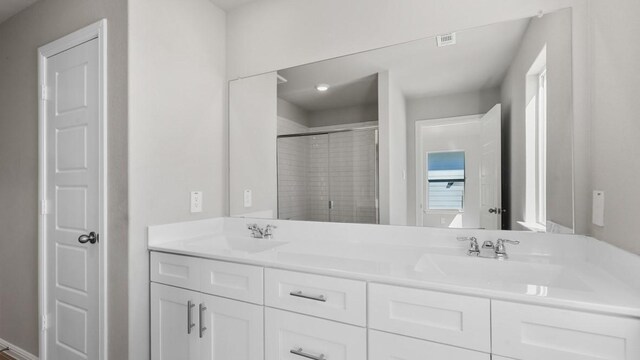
xmin=0 ymin=338 xmax=38 ymax=360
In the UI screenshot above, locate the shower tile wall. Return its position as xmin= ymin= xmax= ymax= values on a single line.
xmin=277 ymin=136 xmax=309 ymax=220
xmin=277 ymin=117 xmax=377 ymax=224
xmin=329 ymin=131 xmax=377 ymax=224
xmin=277 ymin=117 xmax=309 ymax=220
xmin=307 ymin=135 xmax=330 ymax=222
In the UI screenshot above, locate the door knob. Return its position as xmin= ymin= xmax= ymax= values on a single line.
xmin=489 ymin=208 xmax=507 ymax=214
xmin=78 ymin=232 xmax=99 ymax=244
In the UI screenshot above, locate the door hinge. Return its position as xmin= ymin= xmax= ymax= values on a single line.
xmin=41 ymin=200 xmax=48 ymax=215
xmin=41 ymin=85 xmax=49 ymax=101
xmin=41 ymin=315 xmax=48 ymax=332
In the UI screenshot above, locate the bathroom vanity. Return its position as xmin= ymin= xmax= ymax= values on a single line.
xmin=148 ymin=218 xmax=640 ymax=360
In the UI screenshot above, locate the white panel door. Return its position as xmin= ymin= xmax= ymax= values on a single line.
xmin=151 ymin=283 xmax=200 ymax=360
xmin=479 ymin=104 xmax=502 ymax=230
xmin=200 ymin=294 xmax=264 ymax=360
xmin=45 ymin=38 xmax=100 ymax=360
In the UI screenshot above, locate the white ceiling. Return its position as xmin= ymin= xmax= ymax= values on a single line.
xmin=209 ymin=0 xmax=264 ymax=11
xmin=278 ymin=17 xmax=531 ymax=112
xmin=0 ymin=0 xmax=38 ymax=24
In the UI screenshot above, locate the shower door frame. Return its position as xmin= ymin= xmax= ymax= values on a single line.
xmin=276 ymin=126 xmax=380 ymax=224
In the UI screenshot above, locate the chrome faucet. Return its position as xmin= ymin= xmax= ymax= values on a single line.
xmin=480 ymin=238 xmax=520 ymax=260
xmin=247 ymin=224 xmax=277 ymax=239
xmin=494 ymin=238 xmax=520 ymax=259
xmin=457 ymin=236 xmax=480 ymax=256
xmin=262 ymin=224 xmax=277 ymax=239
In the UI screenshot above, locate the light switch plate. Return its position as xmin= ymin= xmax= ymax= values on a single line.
xmin=244 ymin=189 xmax=252 ymax=208
xmin=191 ymin=191 xmax=203 ymax=213
xmin=592 ymin=190 xmax=604 ymax=226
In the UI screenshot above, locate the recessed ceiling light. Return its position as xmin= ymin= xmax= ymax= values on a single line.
xmin=315 ymin=84 xmax=330 ymax=92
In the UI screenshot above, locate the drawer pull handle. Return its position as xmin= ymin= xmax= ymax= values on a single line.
xmin=289 ymin=290 xmax=327 ymax=302
xmin=199 ymin=303 xmax=207 ymax=338
xmin=187 ymin=301 xmax=196 ymax=334
xmin=290 ymin=347 xmax=326 ymax=360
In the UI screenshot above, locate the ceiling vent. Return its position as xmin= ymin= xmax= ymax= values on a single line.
xmin=436 ymin=32 xmax=457 ymax=47
xmin=277 ymin=74 xmax=288 ymax=85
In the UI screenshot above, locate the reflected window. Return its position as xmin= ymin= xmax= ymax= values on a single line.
xmin=525 ymin=46 xmax=547 ymax=227
xmin=427 ymin=151 xmax=465 ymax=210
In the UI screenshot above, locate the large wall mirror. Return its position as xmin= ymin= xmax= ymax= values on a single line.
xmin=229 ymin=8 xmax=575 ymax=233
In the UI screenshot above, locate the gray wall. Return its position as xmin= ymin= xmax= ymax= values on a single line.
xmin=406 ymin=88 xmax=501 ymax=225
xmin=589 ymin=0 xmax=640 ymax=255
xmin=407 ymin=89 xmax=502 ymax=122
xmin=378 ymin=71 xmax=408 ymax=225
xmin=277 ymin=98 xmax=310 ymax=127
xmin=0 ymin=0 xmax=129 ymax=357
xmin=307 ymin=103 xmax=378 ymax=128
xmin=128 ymin=0 xmax=227 ymax=359
xmin=229 ymin=73 xmax=278 ymax=218
xmin=500 ymin=9 xmax=573 ymax=231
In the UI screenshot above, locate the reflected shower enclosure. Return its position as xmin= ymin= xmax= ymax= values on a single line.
xmin=277 ymin=128 xmax=379 ymax=224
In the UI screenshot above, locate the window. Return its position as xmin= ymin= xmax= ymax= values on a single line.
xmin=427 ymin=151 xmax=465 ymax=210
xmin=525 ymin=47 xmax=547 ymax=228
xmin=536 ymin=69 xmax=547 ymax=224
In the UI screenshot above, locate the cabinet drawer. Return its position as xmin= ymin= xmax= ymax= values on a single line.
xmin=150 ymin=252 xmax=200 ymax=291
xmin=369 ymin=283 xmax=490 ymax=352
xmin=264 ymin=268 xmax=366 ymax=326
xmin=200 ymin=259 xmax=263 ymax=304
xmin=265 ymin=307 xmax=366 ymax=360
xmin=492 ymin=300 xmax=640 ymax=360
xmin=368 ymin=330 xmax=490 ymax=360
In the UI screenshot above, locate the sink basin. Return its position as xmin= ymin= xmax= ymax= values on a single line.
xmin=414 ymin=253 xmax=591 ymax=291
xmin=182 ymin=235 xmax=287 ymax=254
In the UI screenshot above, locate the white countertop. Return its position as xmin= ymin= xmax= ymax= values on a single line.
xmin=148 ymin=217 xmax=640 ymax=318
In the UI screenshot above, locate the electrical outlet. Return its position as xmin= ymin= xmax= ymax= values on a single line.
xmin=244 ymin=189 xmax=252 ymax=208
xmin=191 ymin=191 xmax=203 ymax=213
xmin=592 ymin=191 xmax=604 ymax=226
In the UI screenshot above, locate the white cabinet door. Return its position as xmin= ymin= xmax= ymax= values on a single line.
xmin=200 ymin=293 xmax=264 ymax=360
xmin=369 ymin=283 xmax=491 ymax=352
xmin=265 ymin=307 xmax=366 ymax=360
xmin=151 ymin=283 xmax=201 ymax=360
xmin=369 ymin=330 xmax=490 ymax=360
xmin=492 ymin=300 xmax=640 ymax=360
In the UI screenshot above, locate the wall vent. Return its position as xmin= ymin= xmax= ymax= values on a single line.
xmin=437 ymin=33 xmax=457 ymax=47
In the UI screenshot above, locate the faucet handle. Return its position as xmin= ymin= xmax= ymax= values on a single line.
xmin=457 ymin=236 xmax=480 ymax=256
xmin=457 ymin=236 xmax=477 ymax=242
xmin=496 ymin=238 xmax=520 ymax=246
xmin=263 ymin=224 xmax=277 ymax=239
xmin=247 ymin=224 xmax=263 ymax=238
xmin=495 ymin=238 xmax=520 ymax=259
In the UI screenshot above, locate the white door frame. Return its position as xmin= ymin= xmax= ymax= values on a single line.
xmin=38 ymin=19 xmax=108 ymax=360
xmin=414 ymin=114 xmax=482 ymax=227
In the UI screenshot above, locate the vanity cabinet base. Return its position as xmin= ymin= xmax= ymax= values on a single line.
xmin=151 ymin=282 xmax=264 ymax=360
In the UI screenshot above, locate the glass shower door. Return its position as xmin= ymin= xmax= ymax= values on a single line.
xmin=277 ymin=129 xmax=378 ymax=224
xmin=277 ymin=134 xmax=329 ymax=221
xmin=328 ymin=129 xmax=378 ymax=224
